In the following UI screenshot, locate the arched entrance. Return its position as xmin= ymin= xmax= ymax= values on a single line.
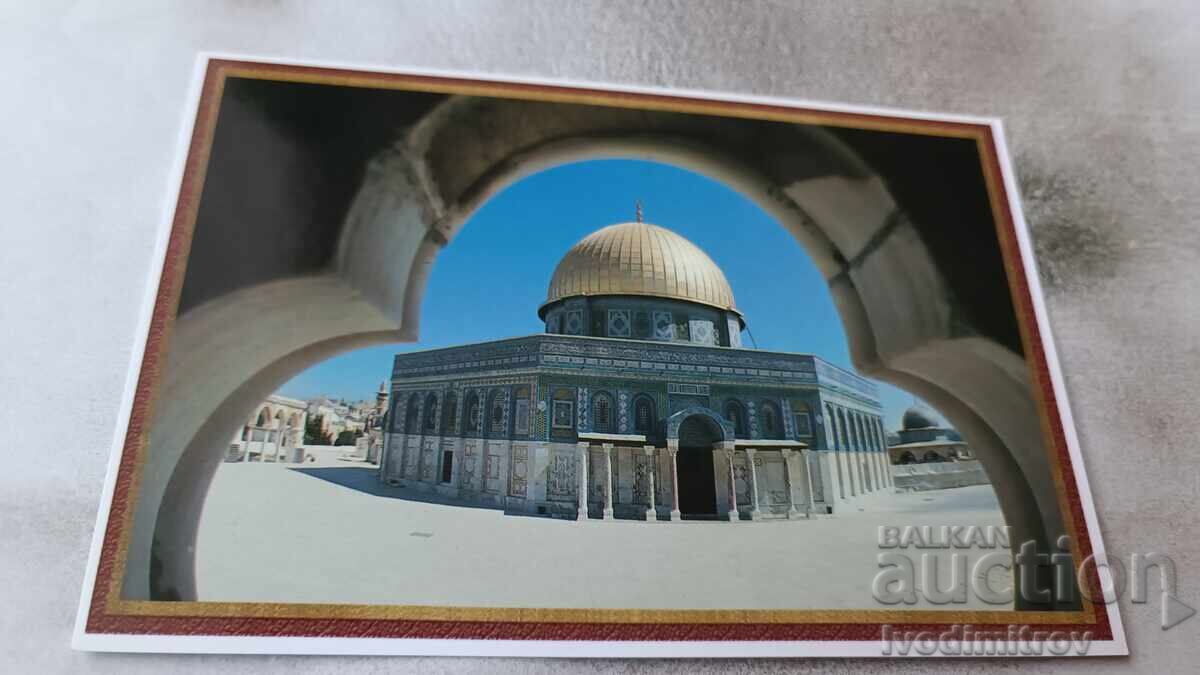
xmin=676 ymin=416 xmax=723 ymax=519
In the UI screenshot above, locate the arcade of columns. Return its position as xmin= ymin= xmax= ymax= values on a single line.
xmin=574 ymin=441 xmax=817 ymax=522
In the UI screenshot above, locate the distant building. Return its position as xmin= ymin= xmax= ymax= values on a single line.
xmin=228 ymin=394 xmax=308 ymax=462
xmin=380 ymin=218 xmax=893 ymax=521
xmin=887 ymin=406 xmax=971 ymax=464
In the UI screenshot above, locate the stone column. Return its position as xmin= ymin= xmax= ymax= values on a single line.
xmin=803 ymin=448 xmax=816 ymax=517
xmin=883 ymin=417 xmax=892 ymax=485
xmin=667 ymin=440 xmax=681 ymax=521
xmin=643 ymin=445 xmax=657 ymax=521
xmin=278 ymin=426 xmax=290 ymax=463
xmin=602 ymin=442 xmax=615 ymax=520
xmin=576 ymin=441 xmax=590 ymax=521
xmin=723 ymin=442 xmax=738 ymax=523
xmin=780 ymin=448 xmax=800 ymax=519
xmin=745 ymin=448 xmax=762 ymax=521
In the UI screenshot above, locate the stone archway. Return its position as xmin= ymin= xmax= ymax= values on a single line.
xmin=670 ymin=411 xmax=730 ymax=520
xmin=127 ymin=86 xmax=1070 ymax=610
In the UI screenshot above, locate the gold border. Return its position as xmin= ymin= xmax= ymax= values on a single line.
xmin=93 ymin=58 xmax=1103 ymax=630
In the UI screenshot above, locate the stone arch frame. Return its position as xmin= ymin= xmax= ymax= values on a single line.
xmin=461 ymin=391 xmax=481 ymax=437
xmin=126 ymin=88 xmax=1072 ymax=611
xmin=422 ymin=392 xmax=439 ymax=433
xmin=666 ymin=406 xmax=734 ymax=443
xmin=404 ymin=394 xmax=420 ymax=432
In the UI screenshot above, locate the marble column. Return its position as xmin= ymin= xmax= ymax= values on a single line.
xmin=780 ymin=448 xmax=800 ymax=519
xmin=278 ymin=426 xmax=290 ymax=463
xmin=723 ymin=443 xmax=738 ymax=523
xmin=643 ymin=445 xmax=657 ymax=521
xmin=802 ymin=448 xmax=816 ymax=517
xmin=576 ymin=441 xmax=590 ymax=521
xmin=745 ymin=448 xmax=762 ymax=520
xmin=667 ymin=440 xmax=681 ymax=521
xmin=602 ymin=442 xmax=615 ymax=520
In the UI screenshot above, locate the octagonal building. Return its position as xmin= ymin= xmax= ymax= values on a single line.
xmin=380 ymin=219 xmax=893 ymax=520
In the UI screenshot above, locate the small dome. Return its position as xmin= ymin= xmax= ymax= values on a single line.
xmin=539 ymin=221 xmax=741 ymax=320
xmin=902 ymin=406 xmax=936 ymax=430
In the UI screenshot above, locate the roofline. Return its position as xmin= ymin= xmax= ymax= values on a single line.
xmin=390 ymin=331 xmax=829 ymax=362
xmin=389 ymin=333 xmax=879 ymax=400
xmin=536 ymin=293 xmax=745 ymax=326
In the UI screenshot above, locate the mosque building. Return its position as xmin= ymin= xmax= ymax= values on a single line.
xmin=379 ymin=216 xmax=894 ymax=520
xmin=887 ymin=406 xmax=972 ymax=464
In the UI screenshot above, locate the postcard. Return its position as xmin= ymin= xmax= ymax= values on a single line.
xmin=73 ymin=54 xmax=1126 ymax=657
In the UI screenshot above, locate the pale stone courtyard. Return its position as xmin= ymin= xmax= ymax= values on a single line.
xmin=196 ymin=460 xmax=1013 ymax=611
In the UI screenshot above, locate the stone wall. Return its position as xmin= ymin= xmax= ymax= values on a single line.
xmin=891 ymin=460 xmax=991 ymax=492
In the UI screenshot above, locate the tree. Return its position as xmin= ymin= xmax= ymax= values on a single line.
xmin=304 ymin=414 xmax=333 ymax=445
xmin=334 ymin=430 xmax=357 ymax=446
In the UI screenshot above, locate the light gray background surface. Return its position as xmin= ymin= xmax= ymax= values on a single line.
xmin=2 ymin=1 xmax=1197 ymax=672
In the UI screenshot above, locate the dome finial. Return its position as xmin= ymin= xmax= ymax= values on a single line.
xmin=635 ymin=200 xmax=643 ymax=223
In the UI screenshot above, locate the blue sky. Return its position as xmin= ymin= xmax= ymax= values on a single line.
xmin=280 ymin=160 xmax=941 ymax=432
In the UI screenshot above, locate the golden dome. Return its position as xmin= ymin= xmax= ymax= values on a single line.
xmin=540 ymin=221 xmax=741 ymax=318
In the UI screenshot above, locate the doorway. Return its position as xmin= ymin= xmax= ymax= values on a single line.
xmin=677 ymin=448 xmax=718 ymax=519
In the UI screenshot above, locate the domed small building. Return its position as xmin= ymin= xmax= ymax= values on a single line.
xmin=887 ymin=405 xmax=971 ymax=464
xmin=380 ymin=218 xmax=893 ymax=520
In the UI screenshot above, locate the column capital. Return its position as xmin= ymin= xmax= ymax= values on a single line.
xmin=601 ymin=442 xmax=614 ymax=453
xmin=780 ymin=448 xmax=794 ymax=459
xmin=576 ymin=440 xmax=590 ymax=451
xmin=643 ymin=445 xmax=656 ymax=456
xmin=667 ymin=438 xmax=679 ymax=451
xmin=744 ymin=447 xmax=757 ymax=459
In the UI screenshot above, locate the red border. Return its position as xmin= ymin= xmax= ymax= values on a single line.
xmin=84 ymin=59 xmax=1113 ymax=643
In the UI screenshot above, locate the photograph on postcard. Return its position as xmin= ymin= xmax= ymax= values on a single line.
xmin=76 ymin=58 xmax=1123 ymax=656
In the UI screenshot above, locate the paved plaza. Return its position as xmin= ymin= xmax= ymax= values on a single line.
xmin=196 ymin=461 xmax=1012 ymax=611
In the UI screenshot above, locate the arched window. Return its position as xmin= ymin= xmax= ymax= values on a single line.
xmin=256 ymin=408 xmax=269 ymax=427
xmin=390 ymin=398 xmax=404 ymax=431
xmin=592 ymin=393 xmax=613 ymax=433
xmin=633 ymin=395 xmax=655 ymax=435
xmin=724 ymin=400 xmax=747 ymax=438
xmin=423 ymin=393 xmax=439 ymax=432
xmin=464 ymin=393 xmax=481 ymax=433
xmin=489 ymin=391 xmax=506 ymax=434
xmin=442 ymin=392 xmax=458 ymax=434
xmin=761 ymin=400 xmax=782 ymax=440
xmin=405 ymin=395 xmax=420 ymax=431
